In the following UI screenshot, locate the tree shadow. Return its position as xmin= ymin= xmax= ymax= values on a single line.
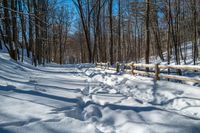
xmin=84 ymin=100 xmax=163 ymax=113
xmin=0 ymin=85 xmax=82 ymax=106
xmin=0 ymin=76 xmax=96 ymax=93
xmin=0 ymin=128 xmax=12 ymax=133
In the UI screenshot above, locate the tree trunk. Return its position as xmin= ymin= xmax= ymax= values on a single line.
xmin=3 ymin=0 xmax=17 ymax=60
xmin=11 ymin=0 xmax=18 ymax=59
xmin=145 ymin=0 xmax=150 ymax=71
xmin=109 ymin=0 xmax=114 ymax=65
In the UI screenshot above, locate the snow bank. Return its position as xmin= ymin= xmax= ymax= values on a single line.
xmin=0 ymin=50 xmax=200 ymax=133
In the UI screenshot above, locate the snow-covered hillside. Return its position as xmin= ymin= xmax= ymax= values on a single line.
xmin=138 ymin=42 xmax=200 ymax=65
xmin=0 ymin=49 xmax=200 ymax=133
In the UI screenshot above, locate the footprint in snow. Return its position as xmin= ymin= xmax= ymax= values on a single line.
xmin=29 ymin=79 xmax=37 ymax=84
xmin=83 ymin=105 xmax=102 ymax=121
xmin=173 ymin=90 xmax=184 ymax=96
xmin=34 ymin=87 xmax=46 ymax=92
xmin=82 ymin=86 xmax=90 ymax=96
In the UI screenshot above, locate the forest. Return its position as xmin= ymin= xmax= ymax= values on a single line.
xmin=0 ymin=0 xmax=199 ymax=66
xmin=1 ymin=1 xmax=200 ymax=133
xmin=0 ymin=0 xmax=200 ymax=65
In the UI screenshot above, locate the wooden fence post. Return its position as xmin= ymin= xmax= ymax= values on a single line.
xmin=155 ymin=63 xmax=160 ymax=81
xmin=131 ymin=63 xmax=135 ymax=75
xmin=107 ymin=62 xmax=110 ymax=70
xmin=116 ymin=62 xmax=120 ymax=72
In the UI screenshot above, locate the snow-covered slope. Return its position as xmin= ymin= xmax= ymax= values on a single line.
xmin=0 ymin=50 xmax=200 ymax=133
xmin=137 ymin=42 xmax=200 ymax=65
xmin=130 ymin=42 xmax=200 ymax=86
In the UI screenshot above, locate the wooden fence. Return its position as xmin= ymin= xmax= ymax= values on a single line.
xmin=95 ymin=62 xmax=200 ymax=83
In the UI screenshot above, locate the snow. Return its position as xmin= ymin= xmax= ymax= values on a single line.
xmin=1 ymin=49 xmax=200 ymax=133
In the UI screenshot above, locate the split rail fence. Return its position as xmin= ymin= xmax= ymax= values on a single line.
xmin=95 ymin=62 xmax=200 ymax=83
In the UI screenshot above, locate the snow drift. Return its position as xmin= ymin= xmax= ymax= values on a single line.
xmin=0 ymin=48 xmax=200 ymax=133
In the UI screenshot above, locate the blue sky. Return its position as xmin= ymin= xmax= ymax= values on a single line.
xmin=54 ymin=0 xmax=119 ymax=33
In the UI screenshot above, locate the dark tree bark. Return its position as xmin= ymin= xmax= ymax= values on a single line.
xmin=18 ymin=0 xmax=29 ymax=62
xmin=145 ymin=0 xmax=150 ymax=71
xmin=28 ymin=0 xmax=34 ymax=64
xmin=33 ymin=0 xmax=39 ymax=66
xmin=109 ymin=0 xmax=114 ymax=65
xmin=3 ymin=0 xmax=17 ymax=60
xmin=73 ymin=0 xmax=92 ymax=63
xmin=117 ymin=0 xmax=121 ymax=62
xmin=11 ymin=0 xmax=18 ymax=59
xmin=191 ymin=0 xmax=198 ymax=65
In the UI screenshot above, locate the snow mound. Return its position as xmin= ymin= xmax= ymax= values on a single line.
xmin=0 ymin=50 xmax=200 ymax=133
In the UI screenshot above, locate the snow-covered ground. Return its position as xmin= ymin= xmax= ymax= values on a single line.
xmin=0 ymin=49 xmax=200 ymax=133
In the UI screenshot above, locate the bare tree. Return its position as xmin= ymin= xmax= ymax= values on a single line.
xmin=109 ymin=0 xmax=114 ymax=64
xmin=3 ymin=0 xmax=17 ymax=60
xmin=145 ymin=0 xmax=150 ymax=68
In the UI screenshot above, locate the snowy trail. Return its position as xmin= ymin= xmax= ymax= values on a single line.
xmin=0 ymin=52 xmax=200 ymax=133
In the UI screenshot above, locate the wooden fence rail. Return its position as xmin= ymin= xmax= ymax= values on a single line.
xmin=95 ymin=62 xmax=200 ymax=83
